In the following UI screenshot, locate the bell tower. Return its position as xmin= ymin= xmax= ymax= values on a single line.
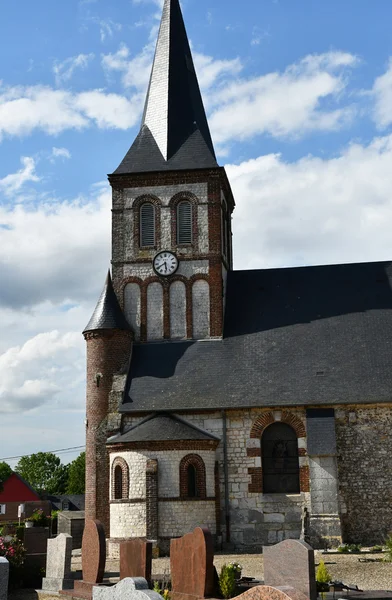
xmin=109 ymin=0 xmax=235 ymax=342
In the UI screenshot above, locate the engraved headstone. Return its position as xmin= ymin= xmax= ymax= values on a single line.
xmin=170 ymin=527 xmax=215 ymax=600
xmin=0 ymin=557 xmax=9 ymax=600
xmin=42 ymin=533 xmax=74 ymax=591
xmin=82 ymin=519 xmax=106 ymax=584
xmin=263 ymin=540 xmax=317 ymax=600
xmin=120 ymin=539 xmax=152 ymax=583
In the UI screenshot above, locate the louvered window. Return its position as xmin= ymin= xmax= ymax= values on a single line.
xmin=177 ymin=201 xmax=192 ymax=244
xmin=140 ymin=203 xmax=156 ymax=247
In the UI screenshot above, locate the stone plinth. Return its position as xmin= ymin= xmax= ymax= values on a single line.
xmin=263 ymin=540 xmax=317 ymax=600
xmin=120 ymin=539 xmax=152 ymax=583
xmin=42 ymin=533 xmax=74 ymax=591
xmin=170 ymin=527 xmax=215 ymax=600
xmin=0 ymin=557 xmax=9 ymax=600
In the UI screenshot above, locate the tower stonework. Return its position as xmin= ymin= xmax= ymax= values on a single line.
xmin=110 ymin=169 xmax=234 ymax=342
xmin=83 ymin=274 xmax=132 ymax=533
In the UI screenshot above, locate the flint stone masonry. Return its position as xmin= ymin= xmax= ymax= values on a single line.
xmin=263 ymin=540 xmax=317 ymax=600
xmin=42 ymin=533 xmax=74 ymax=591
xmin=335 ymin=405 xmax=392 ymax=544
xmin=0 ymin=557 xmax=9 ymax=600
xmin=93 ymin=577 xmax=163 ymax=600
xmin=123 ymin=183 xmax=208 ymax=208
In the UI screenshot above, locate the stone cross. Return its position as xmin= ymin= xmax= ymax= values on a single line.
xmin=263 ymin=539 xmax=317 ymax=600
xmin=42 ymin=533 xmax=74 ymax=591
xmin=0 ymin=557 xmax=9 ymax=600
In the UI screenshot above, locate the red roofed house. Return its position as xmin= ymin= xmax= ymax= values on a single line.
xmin=0 ymin=473 xmax=40 ymax=522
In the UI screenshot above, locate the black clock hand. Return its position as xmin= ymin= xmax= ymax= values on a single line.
xmin=164 ymin=261 xmax=167 ymax=273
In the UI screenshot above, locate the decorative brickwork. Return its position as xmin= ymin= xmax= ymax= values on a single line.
xmin=250 ymin=412 xmax=275 ymax=438
xmin=107 ymin=440 xmax=218 ymax=453
xmin=248 ymin=467 xmax=263 ymax=493
xmin=179 ymin=454 xmax=207 ymax=499
xmin=247 ymin=447 xmax=261 ymax=457
xmin=146 ymin=459 xmax=158 ymax=540
xmin=111 ymin=457 xmax=129 ymax=500
xmin=281 ymin=411 xmax=306 ymax=438
xmin=133 ymin=194 xmax=162 ymax=251
xmin=300 ymin=466 xmax=310 ymax=493
xmin=170 ymin=191 xmax=199 ymax=249
xmin=84 ymin=328 xmax=133 ymax=534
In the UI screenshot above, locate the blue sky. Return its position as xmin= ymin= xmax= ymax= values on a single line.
xmin=1 ymin=0 xmax=392 ymax=466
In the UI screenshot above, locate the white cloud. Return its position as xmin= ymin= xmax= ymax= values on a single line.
xmin=228 ymin=133 xmax=392 ymax=270
xmin=0 ymin=156 xmax=39 ymax=196
xmin=92 ymin=17 xmax=122 ymax=42
xmin=372 ymin=58 xmax=392 ymax=129
xmin=102 ymin=43 xmax=154 ymax=91
xmin=209 ymin=51 xmax=359 ymax=144
xmin=0 ymin=84 xmax=141 ymax=140
xmin=0 ymin=330 xmax=84 ymax=413
xmin=50 ymin=147 xmax=71 ymax=162
xmin=193 ymin=52 xmax=242 ymax=91
xmin=53 ymin=53 xmax=94 ymax=85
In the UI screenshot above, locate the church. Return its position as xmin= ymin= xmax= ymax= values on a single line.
xmin=82 ymin=0 xmax=392 ymax=555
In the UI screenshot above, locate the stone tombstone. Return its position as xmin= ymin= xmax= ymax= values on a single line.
xmin=170 ymin=527 xmax=215 ymax=600
xmin=0 ymin=557 xmax=9 ymax=600
xmin=120 ymin=538 xmax=152 ymax=583
xmin=82 ymin=519 xmax=106 ymax=584
xmin=263 ymin=540 xmax=317 ymax=600
xmin=231 ymin=585 xmax=309 ymax=600
xmin=42 ymin=533 xmax=74 ymax=591
xmin=93 ymin=577 xmax=163 ymax=600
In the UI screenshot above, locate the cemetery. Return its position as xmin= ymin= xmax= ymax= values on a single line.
xmin=1 ymin=519 xmax=392 ymax=600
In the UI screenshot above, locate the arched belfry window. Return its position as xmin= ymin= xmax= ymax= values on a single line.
xmin=140 ymin=202 xmax=156 ymax=247
xmin=262 ymin=422 xmax=300 ymax=494
xmin=177 ymin=201 xmax=192 ymax=244
xmin=114 ymin=465 xmax=123 ymax=499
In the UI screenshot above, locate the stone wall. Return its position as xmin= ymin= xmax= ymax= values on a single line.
xmin=159 ymin=501 xmax=216 ymax=537
xmin=335 ymin=405 xmax=392 ymax=544
xmin=110 ymin=502 xmax=147 ymax=538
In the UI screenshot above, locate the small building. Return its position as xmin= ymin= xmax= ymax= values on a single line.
xmin=0 ymin=473 xmax=40 ymax=522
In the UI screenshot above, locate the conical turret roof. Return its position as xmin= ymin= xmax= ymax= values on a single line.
xmin=113 ymin=0 xmax=218 ymax=174
xmin=83 ymin=271 xmax=131 ymax=334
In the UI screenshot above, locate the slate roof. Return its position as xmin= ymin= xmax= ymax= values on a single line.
xmin=122 ymin=260 xmax=392 ymax=412
xmin=48 ymin=494 xmax=85 ymax=511
xmin=107 ymin=412 xmax=220 ymax=444
xmin=113 ymin=0 xmax=218 ymax=174
xmin=83 ymin=271 xmax=131 ymax=334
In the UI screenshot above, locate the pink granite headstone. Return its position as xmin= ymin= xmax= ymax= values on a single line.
xmin=171 ymin=527 xmax=215 ymax=600
xmin=81 ymin=519 xmax=106 ymax=584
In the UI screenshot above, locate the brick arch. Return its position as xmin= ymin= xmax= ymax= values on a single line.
xmin=111 ymin=456 xmax=129 ymax=500
xmin=169 ymin=192 xmax=199 ymax=247
xmin=133 ymin=195 xmax=162 ymax=250
xmin=250 ymin=411 xmax=306 ymax=439
xmin=179 ymin=454 xmax=206 ymax=499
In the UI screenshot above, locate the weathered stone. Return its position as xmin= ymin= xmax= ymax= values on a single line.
xmin=263 ymin=539 xmax=317 ymax=600
xmin=234 ymin=585 xmax=308 ymax=600
xmin=42 ymin=533 xmax=74 ymax=591
xmin=170 ymin=527 xmax=215 ymax=600
xmin=93 ymin=577 xmax=163 ymax=600
xmin=120 ymin=539 xmax=152 ymax=583
xmin=0 ymin=557 xmax=9 ymax=600
xmin=82 ymin=519 xmax=106 ymax=584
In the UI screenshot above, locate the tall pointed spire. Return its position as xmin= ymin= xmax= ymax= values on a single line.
xmin=83 ymin=271 xmax=132 ymax=334
xmin=113 ymin=0 xmax=218 ymax=174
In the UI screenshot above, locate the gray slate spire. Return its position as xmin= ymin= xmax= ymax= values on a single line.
xmin=83 ymin=271 xmax=131 ymax=334
xmin=113 ymin=0 xmax=218 ymax=174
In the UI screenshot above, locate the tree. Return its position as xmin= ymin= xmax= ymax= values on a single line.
xmin=0 ymin=462 xmax=12 ymax=492
xmin=66 ymin=452 xmax=85 ymax=494
xmin=15 ymin=452 xmax=69 ymax=495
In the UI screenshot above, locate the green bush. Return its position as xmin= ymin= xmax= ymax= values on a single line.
xmin=316 ymin=560 xmax=331 ymax=593
xmin=384 ymin=534 xmax=392 ymax=562
xmin=219 ymin=564 xmax=237 ymax=599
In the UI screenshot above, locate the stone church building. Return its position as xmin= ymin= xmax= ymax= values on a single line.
xmin=83 ymin=0 xmax=392 ymax=554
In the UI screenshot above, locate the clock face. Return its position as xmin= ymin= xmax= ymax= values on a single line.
xmin=153 ymin=251 xmax=179 ymax=277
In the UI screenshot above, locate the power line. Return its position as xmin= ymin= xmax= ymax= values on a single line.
xmin=0 ymin=445 xmax=85 ymax=461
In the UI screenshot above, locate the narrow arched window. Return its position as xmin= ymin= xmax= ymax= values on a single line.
xmin=140 ymin=202 xmax=155 ymax=247
xmin=177 ymin=201 xmax=192 ymax=244
xmin=187 ymin=464 xmax=198 ymax=498
xmin=114 ymin=465 xmax=123 ymax=499
xmin=262 ymin=422 xmax=300 ymax=494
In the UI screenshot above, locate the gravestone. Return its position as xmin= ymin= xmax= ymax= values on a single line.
xmin=263 ymin=540 xmax=317 ymax=600
xmin=0 ymin=557 xmax=9 ymax=600
xmin=93 ymin=577 xmax=162 ymax=600
xmin=42 ymin=533 xmax=74 ymax=591
xmin=232 ymin=585 xmax=309 ymax=600
xmin=82 ymin=519 xmax=106 ymax=584
xmin=170 ymin=527 xmax=215 ymax=600
xmin=120 ymin=539 xmax=152 ymax=583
